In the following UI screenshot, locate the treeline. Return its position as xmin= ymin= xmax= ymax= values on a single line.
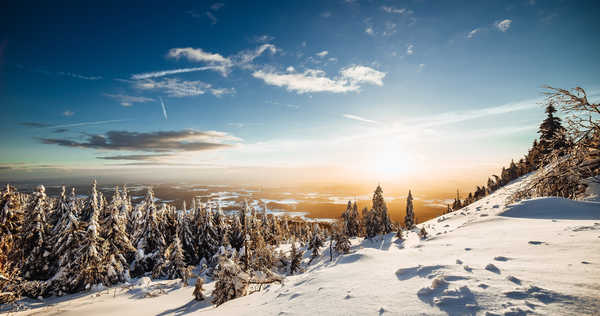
xmin=453 ymin=86 xmax=599 ymax=210
xmin=0 ymin=182 xmax=336 ymax=304
xmin=0 ymin=180 xmax=423 ymax=306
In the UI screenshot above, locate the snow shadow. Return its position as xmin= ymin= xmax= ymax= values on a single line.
xmin=361 ymin=233 xmax=394 ymax=251
xmin=416 ymin=278 xmax=478 ymax=316
xmin=500 ymin=198 xmax=600 ymax=220
xmin=156 ymin=299 xmax=212 ymax=316
xmin=395 ymin=265 xmax=446 ymax=281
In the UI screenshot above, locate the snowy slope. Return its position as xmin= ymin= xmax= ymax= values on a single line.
xmin=11 ymin=174 xmax=600 ymax=316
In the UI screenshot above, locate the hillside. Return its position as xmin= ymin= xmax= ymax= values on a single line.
xmin=10 ymin=174 xmax=600 ymax=316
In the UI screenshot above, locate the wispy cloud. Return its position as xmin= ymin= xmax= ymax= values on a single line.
xmin=168 ymin=47 xmax=231 ymax=64
xmin=254 ymin=34 xmax=274 ymax=43
xmin=406 ymin=44 xmax=414 ymax=55
xmin=321 ymin=11 xmax=331 ymax=18
xmin=381 ymin=6 xmax=411 ymax=15
xmin=266 ymin=100 xmax=300 ymax=109
xmin=252 ymin=65 xmax=385 ymax=94
xmin=39 ymin=129 xmax=240 ymax=153
xmin=57 ymin=72 xmax=102 ymax=80
xmin=365 ymin=26 xmax=374 ymax=36
xmin=131 ymin=66 xmax=226 ymax=80
xmin=104 ymin=93 xmax=154 ymax=106
xmin=210 ymin=2 xmax=224 ymax=11
xmin=316 ymin=50 xmax=328 ymax=57
xmin=20 ymin=119 xmax=128 ymax=129
xmin=343 ymin=114 xmax=377 ymax=124
xmin=496 ymin=19 xmax=512 ymax=32
xmin=62 ymin=110 xmax=74 ymax=117
xmin=134 ymin=78 xmax=234 ymax=97
xmin=467 ymin=28 xmax=480 ymax=39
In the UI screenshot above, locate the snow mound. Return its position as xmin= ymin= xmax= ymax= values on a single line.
xmin=499 ymin=197 xmax=600 ymax=220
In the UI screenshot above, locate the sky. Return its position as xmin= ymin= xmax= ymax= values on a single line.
xmin=1 ymin=0 xmax=599 ymax=190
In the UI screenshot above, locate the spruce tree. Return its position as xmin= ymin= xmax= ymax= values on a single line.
xmin=131 ymin=188 xmax=167 ymax=276
xmin=538 ymin=102 xmax=567 ymax=157
xmin=289 ymin=240 xmax=303 ymax=275
xmin=372 ymin=185 xmax=392 ymax=234
xmin=69 ymin=197 xmax=106 ymax=292
xmin=81 ymin=180 xmax=100 ymax=222
xmin=22 ymin=185 xmax=51 ymax=280
xmin=211 ymin=257 xmax=249 ymax=306
xmin=307 ymin=225 xmax=323 ymax=263
xmin=101 ymin=189 xmax=135 ymax=285
xmin=404 ymin=190 xmax=415 ymax=229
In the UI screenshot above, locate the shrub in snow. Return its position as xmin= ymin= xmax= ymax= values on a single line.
xmin=289 ymin=242 xmax=304 ymax=275
xmin=193 ymin=277 xmax=205 ymax=301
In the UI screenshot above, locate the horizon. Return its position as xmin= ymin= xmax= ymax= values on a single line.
xmin=2 ymin=1 xmax=600 ymax=192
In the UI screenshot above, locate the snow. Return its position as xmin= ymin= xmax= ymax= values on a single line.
xmin=9 ymin=173 xmax=600 ymax=315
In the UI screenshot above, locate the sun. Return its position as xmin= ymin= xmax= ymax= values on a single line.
xmin=365 ymin=145 xmax=415 ymax=181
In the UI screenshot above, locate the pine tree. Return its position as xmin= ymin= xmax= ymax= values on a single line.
xmin=22 ymin=185 xmax=51 ymax=280
xmin=372 ymin=185 xmax=392 ymax=234
xmin=419 ymin=226 xmax=428 ymax=239
xmin=81 ymin=180 xmax=100 ymax=222
xmin=69 ymin=197 xmax=106 ymax=292
xmin=307 ymin=225 xmax=323 ymax=263
xmin=131 ymin=188 xmax=167 ymax=276
xmin=334 ymin=228 xmax=351 ymax=255
xmin=538 ymin=102 xmax=567 ymax=157
xmin=50 ymin=188 xmax=82 ymax=293
xmin=101 ymin=188 xmax=135 ymax=285
xmin=452 ymin=189 xmax=462 ymax=210
xmin=211 ymin=257 xmax=250 ymax=306
xmin=178 ymin=208 xmax=199 ymax=265
xmin=197 ymin=206 xmax=219 ymax=264
xmin=289 ymin=241 xmax=303 ymax=275
xmin=404 ymin=190 xmax=415 ymax=230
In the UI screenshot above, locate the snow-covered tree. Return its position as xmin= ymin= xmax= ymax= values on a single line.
xmin=538 ymin=102 xmax=567 ymax=157
xmin=341 ymin=201 xmax=361 ymax=238
xmin=419 ymin=226 xmax=428 ymax=239
xmin=68 ymin=197 xmax=106 ymax=292
xmin=289 ymin=241 xmax=303 ymax=275
xmin=50 ymin=188 xmax=82 ymax=293
xmin=198 ymin=206 xmax=219 ymax=265
xmin=101 ymin=188 xmax=135 ymax=285
xmin=80 ymin=180 xmax=100 ymax=222
xmin=178 ymin=208 xmax=199 ymax=265
xmin=307 ymin=225 xmax=324 ymax=263
xmin=334 ymin=227 xmax=351 ymax=255
xmin=404 ymin=190 xmax=415 ymax=229
xmin=22 ymin=185 xmax=51 ymax=280
xmin=131 ymin=187 xmax=167 ymax=276
xmin=211 ymin=257 xmax=250 ymax=306
xmin=372 ymin=185 xmax=392 ymax=234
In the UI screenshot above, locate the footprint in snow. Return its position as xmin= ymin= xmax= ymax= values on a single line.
xmin=485 ymin=263 xmax=501 ymax=274
xmin=456 ymin=259 xmax=463 ymax=265
xmin=494 ymin=256 xmax=511 ymax=262
xmin=465 ymin=248 xmax=472 ymax=251
xmin=506 ymin=275 xmax=521 ymax=285
xmin=528 ymin=241 xmax=546 ymax=245
xmin=464 ymin=265 xmax=473 ymax=272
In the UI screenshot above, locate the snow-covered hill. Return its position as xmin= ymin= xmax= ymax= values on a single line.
xmin=11 ymin=175 xmax=600 ymax=315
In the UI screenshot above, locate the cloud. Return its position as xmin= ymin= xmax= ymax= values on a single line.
xmin=406 ymin=44 xmax=414 ymax=55
xmin=145 ymin=44 xmax=278 ymax=78
xmin=57 ymin=72 xmax=102 ymax=80
xmin=417 ymin=64 xmax=425 ymax=72
xmin=343 ymin=114 xmax=377 ymax=124
xmin=53 ymin=128 xmax=69 ymax=133
xmin=286 ymin=66 xmax=295 ymax=72
xmin=210 ymin=2 xmax=224 ymax=11
xmin=365 ymin=27 xmax=374 ymax=36
xmin=266 ymin=100 xmax=300 ymax=109
xmin=62 ymin=110 xmax=74 ymax=117
xmin=467 ymin=28 xmax=480 ymax=39
xmin=104 ymin=93 xmax=155 ymax=106
xmin=39 ymin=129 xmax=240 ymax=153
xmin=316 ymin=51 xmax=328 ymax=57
xmin=97 ymin=154 xmax=169 ymax=161
xmin=206 ymin=11 xmax=218 ymax=24
xmin=381 ymin=6 xmax=410 ymax=15
xmin=496 ymin=19 xmax=512 ymax=32
xmin=321 ymin=11 xmax=331 ymax=18
xmin=254 ymin=34 xmax=274 ymax=43
xmin=168 ymin=47 xmax=231 ymax=64
xmin=340 ymin=65 xmax=386 ymax=86
xmin=134 ymin=78 xmax=234 ymax=97
xmin=20 ymin=122 xmax=53 ymax=128
xmin=252 ymin=65 xmax=385 ymax=94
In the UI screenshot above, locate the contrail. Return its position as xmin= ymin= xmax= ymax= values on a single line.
xmin=160 ymin=97 xmax=168 ymax=120
xmin=51 ymin=119 xmax=129 ymax=129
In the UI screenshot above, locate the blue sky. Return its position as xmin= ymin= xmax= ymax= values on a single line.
xmin=1 ymin=0 xmax=599 ymax=187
